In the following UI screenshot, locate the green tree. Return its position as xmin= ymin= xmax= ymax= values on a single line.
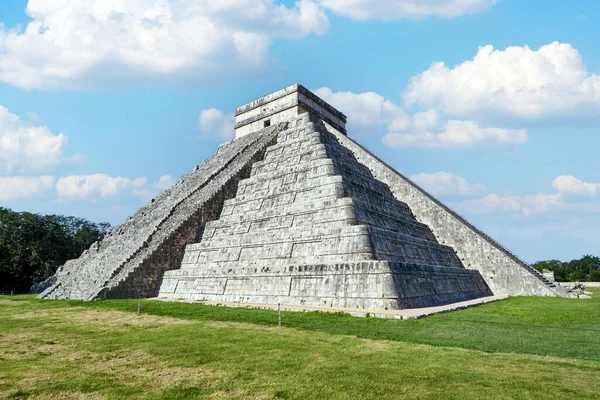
xmin=589 ymin=270 xmax=600 ymax=282
xmin=533 ymin=254 xmax=600 ymax=282
xmin=0 ymin=207 xmax=110 ymax=292
xmin=533 ymin=260 xmax=565 ymax=280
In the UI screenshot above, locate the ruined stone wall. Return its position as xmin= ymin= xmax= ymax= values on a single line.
xmin=158 ymin=113 xmax=493 ymax=309
xmin=103 ymin=155 xmax=267 ymax=299
xmin=159 ymin=260 xmax=491 ymax=310
xmin=38 ymin=124 xmax=283 ymax=300
xmin=323 ymin=122 xmax=563 ymax=297
xmin=235 ymin=84 xmax=347 ymax=138
xmin=318 ymin=120 xmax=465 ymax=268
xmin=175 ymin=114 xmax=374 ymax=270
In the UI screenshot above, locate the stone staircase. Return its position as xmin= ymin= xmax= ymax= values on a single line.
xmin=38 ymin=123 xmax=283 ymax=300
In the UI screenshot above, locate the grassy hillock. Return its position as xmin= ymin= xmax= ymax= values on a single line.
xmin=1 ymin=293 xmax=599 ymax=399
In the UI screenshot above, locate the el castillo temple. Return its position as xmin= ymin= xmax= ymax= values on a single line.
xmin=37 ymin=84 xmax=575 ymax=309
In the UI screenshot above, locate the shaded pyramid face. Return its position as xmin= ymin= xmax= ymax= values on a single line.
xmin=157 ymin=114 xmax=494 ymax=309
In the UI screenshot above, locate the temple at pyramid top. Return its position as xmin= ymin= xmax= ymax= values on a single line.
xmin=234 ymin=84 xmax=347 ymax=138
xmin=36 ymin=84 xmax=577 ymax=309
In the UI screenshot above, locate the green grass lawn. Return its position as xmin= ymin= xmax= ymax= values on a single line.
xmin=1 ymin=293 xmax=599 ymax=399
xmin=80 ymin=289 xmax=600 ymax=361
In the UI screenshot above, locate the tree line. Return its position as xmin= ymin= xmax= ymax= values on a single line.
xmin=0 ymin=207 xmax=110 ymax=292
xmin=533 ymin=255 xmax=600 ymax=282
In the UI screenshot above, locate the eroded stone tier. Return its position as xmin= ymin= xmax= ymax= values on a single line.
xmin=157 ymin=113 xmax=494 ymax=308
xmin=38 ymin=85 xmax=570 ymax=306
xmin=37 ymin=123 xmax=284 ymax=300
xmin=320 ymin=121 xmax=565 ymax=298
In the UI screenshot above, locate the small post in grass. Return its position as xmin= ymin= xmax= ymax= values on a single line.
xmin=68 ymin=291 xmax=71 ymax=304
xmin=278 ymin=303 xmax=281 ymax=328
xmin=137 ymin=297 xmax=141 ymax=314
xmin=10 ymin=290 xmax=13 ymax=301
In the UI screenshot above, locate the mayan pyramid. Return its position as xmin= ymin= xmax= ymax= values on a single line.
xmin=38 ymin=84 xmax=570 ymax=309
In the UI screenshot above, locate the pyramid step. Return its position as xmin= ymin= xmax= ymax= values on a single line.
xmin=189 ymin=224 xmax=371 ymax=252
xmin=213 ymin=197 xmax=353 ymax=226
xmin=249 ymin=155 xmax=335 ymax=180
xmin=350 ymin=191 xmax=415 ymax=220
xmin=229 ymin=174 xmax=343 ymax=205
xmin=205 ymin=209 xmax=356 ymax=239
xmin=246 ymin=143 xmax=326 ymax=174
xmin=261 ymin=131 xmax=321 ymax=154
xmin=221 ymin=181 xmax=346 ymax=218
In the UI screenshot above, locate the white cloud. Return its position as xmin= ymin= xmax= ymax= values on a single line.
xmin=393 ymin=109 xmax=441 ymax=132
xmin=461 ymin=193 xmax=564 ymax=217
xmin=26 ymin=111 xmax=41 ymax=122
xmin=552 ymin=175 xmax=600 ymax=196
xmin=314 ymin=87 xmax=528 ymax=149
xmin=198 ymin=109 xmax=235 ymax=140
xmin=0 ymin=105 xmax=81 ymax=173
xmin=56 ymin=174 xmax=147 ymax=199
xmin=313 ymin=87 xmax=402 ymax=134
xmin=410 ymin=171 xmax=486 ymax=196
xmin=0 ymin=176 xmax=55 ymax=201
xmin=55 ymin=173 xmax=177 ymax=201
xmin=383 ymin=120 xmax=527 ymax=149
xmin=404 ymin=42 xmax=600 ymax=120
xmin=132 ymin=174 xmax=176 ymax=202
xmin=0 ymin=0 xmax=329 ymax=89
xmin=318 ymin=0 xmax=498 ymax=20
xmin=153 ymin=174 xmax=175 ymax=190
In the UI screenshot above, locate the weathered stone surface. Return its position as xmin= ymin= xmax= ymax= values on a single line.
xmin=234 ymin=84 xmax=347 ymax=138
xmin=319 ymin=120 xmax=566 ymax=297
xmin=37 ymin=123 xmax=283 ymax=300
xmin=158 ymin=112 xmax=495 ymax=308
xmin=39 ymin=84 xmax=572 ymax=308
xmin=158 ymin=260 xmax=490 ymax=310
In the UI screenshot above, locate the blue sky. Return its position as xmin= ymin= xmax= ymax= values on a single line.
xmin=0 ymin=0 xmax=598 ymax=262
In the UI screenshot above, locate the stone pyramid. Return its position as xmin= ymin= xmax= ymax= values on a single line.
xmin=38 ymin=84 xmax=568 ymax=308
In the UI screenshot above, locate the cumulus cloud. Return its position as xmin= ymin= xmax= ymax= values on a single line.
xmin=410 ymin=171 xmax=486 ymax=196
xmin=132 ymin=174 xmax=176 ymax=202
xmin=0 ymin=105 xmax=82 ymax=173
xmin=198 ymin=109 xmax=235 ymax=140
xmin=153 ymin=174 xmax=176 ymax=190
xmin=461 ymin=193 xmax=564 ymax=216
xmin=314 ymin=87 xmax=528 ymax=149
xmin=56 ymin=174 xmax=147 ymax=199
xmin=318 ymin=0 xmax=498 ymax=20
xmin=553 ymin=175 xmax=600 ymax=196
xmin=0 ymin=1 xmax=506 ymax=90
xmin=383 ymin=120 xmax=527 ymax=149
xmin=404 ymin=42 xmax=600 ymax=120
xmin=0 ymin=0 xmax=329 ymax=89
xmin=313 ymin=87 xmax=402 ymax=134
xmin=390 ymin=109 xmax=442 ymax=132
xmin=55 ymin=173 xmax=177 ymax=201
xmin=0 ymin=175 xmax=55 ymax=201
